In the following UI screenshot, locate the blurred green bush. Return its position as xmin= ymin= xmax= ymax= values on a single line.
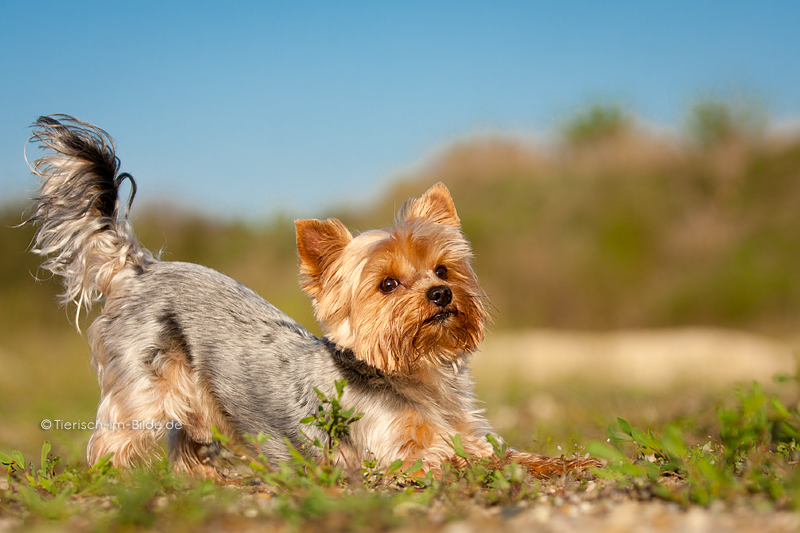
xmin=3 ymin=101 xmax=800 ymax=338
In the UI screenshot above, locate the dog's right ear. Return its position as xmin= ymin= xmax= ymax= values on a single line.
xmin=295 ymin=218 xmax=353 ymax=298
xmin=396 ymin=182 xmax=461 ymax=228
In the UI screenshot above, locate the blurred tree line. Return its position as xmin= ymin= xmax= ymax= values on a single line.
xmin=2 ymin=98 xmax=799 ymax=340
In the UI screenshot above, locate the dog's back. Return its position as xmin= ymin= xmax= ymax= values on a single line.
xmin=91 ymin=257 xmax=347 ymax=471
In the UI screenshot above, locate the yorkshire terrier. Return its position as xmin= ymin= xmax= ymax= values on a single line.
xmin=25 ymin=115 xmax=600 ymax=479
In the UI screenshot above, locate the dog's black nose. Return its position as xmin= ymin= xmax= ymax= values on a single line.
xmin=427 ymin=285 xmax=452 ymax=307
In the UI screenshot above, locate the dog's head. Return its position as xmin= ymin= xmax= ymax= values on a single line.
xmin=295 ymin=183 xmax=489 ymax=374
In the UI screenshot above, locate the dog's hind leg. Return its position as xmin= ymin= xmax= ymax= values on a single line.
xmin=86 ymin=307 xmax=235 ymax=474
xmin=86 ymin=316 xmax=196 ymax=469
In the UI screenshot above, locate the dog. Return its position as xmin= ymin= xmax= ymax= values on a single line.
xmin=24 ymin=115 xmax=600 ymax=479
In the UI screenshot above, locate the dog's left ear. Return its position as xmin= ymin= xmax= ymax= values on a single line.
xmin=396 ymin=182 xmax=460 ymax=228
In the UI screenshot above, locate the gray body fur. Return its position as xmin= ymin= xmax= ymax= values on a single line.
xmin=111 ymin=259 xmax=478 ymax=464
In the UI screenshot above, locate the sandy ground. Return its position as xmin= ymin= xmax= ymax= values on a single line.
xmin=472 ymin=327 xmax=799 ymax=391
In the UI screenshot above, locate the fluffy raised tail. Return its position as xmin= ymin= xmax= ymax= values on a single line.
xmin=25 ymin=115 xmax=152 ymax=325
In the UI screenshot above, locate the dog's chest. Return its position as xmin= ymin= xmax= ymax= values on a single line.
xmin=340 ymin=393 xmax=485 ymax=468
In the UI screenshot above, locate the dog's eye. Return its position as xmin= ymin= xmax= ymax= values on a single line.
xmin=379 ymin=277 xmax=400 ymax=294
xmin=435 ymin=265 xmax=448 ymax=280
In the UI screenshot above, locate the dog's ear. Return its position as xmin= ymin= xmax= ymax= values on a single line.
xmin=295 ymin=218 xmax=353 ymax=297
xmin=396 ymin=182 xmax=460 ymax=228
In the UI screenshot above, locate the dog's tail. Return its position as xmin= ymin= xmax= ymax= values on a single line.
xmin=25 ymin=115 xmax=152 ymax=325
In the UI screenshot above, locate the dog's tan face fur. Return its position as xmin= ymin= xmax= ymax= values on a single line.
xmin=295 ymin=183 xmax=489 ymax=374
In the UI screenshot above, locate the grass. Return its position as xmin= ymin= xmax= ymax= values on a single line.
xmin=3 ymin=372 xmax=800 ymax=532
xmin=589 ymin=379 xmax=800 ymax=508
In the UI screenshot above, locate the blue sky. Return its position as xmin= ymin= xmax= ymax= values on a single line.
xmin=1 ymin=1 xmax=798 ymax=220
